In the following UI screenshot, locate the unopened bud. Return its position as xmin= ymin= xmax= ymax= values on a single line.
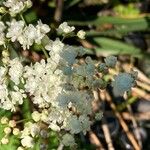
xmin=1 ymin=137 xmax=9 ymax=144
xmin=77 ymin=30 xmax=86 ymax=39
xmin=1 ymin=117 xmax=9 ymax=124
xmin=2 ymin=50 xmax=9 ymax=57
xmin=4 ymin=127 xmax=11 ymax=134
xmin=13 ymin=128 xmax=20 ymax=135
xmin=0 ymin=7 xmax=7 ymax=14
xmin=9 ymin=120 xmax=16 ymax=128
xmin=17 ymin=146 xmax=25 ymax=150
xmin=31 ymin=111 xmax=41 ymax=122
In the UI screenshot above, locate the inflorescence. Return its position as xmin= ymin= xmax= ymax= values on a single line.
xmin=0 ymin=0 xmax=137 ymax=149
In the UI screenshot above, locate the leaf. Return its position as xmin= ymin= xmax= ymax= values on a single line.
xmin=64 ymin=0 xmax=82 ymax=9
xmin=0 ymin=108 xmax=11 ymax=118
xmin=47 ymin=131 xmax=59 ymax=149
xmin=24 ymin=10 xmax=38 ymax=23
xmin=90 ymin=37 xmax=142 ymax=56
xmin=68 ymin=16 xmax=150 ymax=27
xmin=21 ymin=97 xmax=32 ymax=120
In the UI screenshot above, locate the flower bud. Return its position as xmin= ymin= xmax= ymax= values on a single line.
xmin=77 ymin=30 xmax=86 ymax=39
xmin=9 ymin=120 xmax=16 ymax=128
xmin=31 ymin=111 xmax=41 ymax=122
xmin=21 ymin=136 xmax=34 ymax=148
xmin=13 ymin=128 xmax=20 ymax=135
xmin=25 ymin=0 xmax=32 ymax=8
xmin=0 ymin=7 xmax=7 ymax=14
xmin=17 ymin=146 xmax=25 ymax=150
xmin=1 ymin=117 xmax=8 ymax=124
xmin=4 ymin=127 xmax=11 ymax=134
xmin=2 ymin=50 xmax=9 ymax=58
xmin=1 ymin=137 xmax=9 ymax=144
xmin=2 ymin=57 xmax=10 ymax=65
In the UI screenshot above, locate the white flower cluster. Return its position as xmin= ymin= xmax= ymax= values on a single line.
xmin=57 ymin=22 xmax=75 ymax=34
xmin=20 ymin=122 xmax=40 ymax=148
xmin=3 ymin=0 xmax=32 ymax=16
xmin=0 ymin=1 xmax=137 ymax=147
xmin=0 ymin=45 xmax=137 ymax=147
xmin=6 ymin=19 xmax=50 ymax=49
xmin=0 ymin=40 xmax=95 ymax=146
xmin=0 ymin=58 xmax=26 ymax=111
xmin=24 ymin=40 xmax=94 ymax=137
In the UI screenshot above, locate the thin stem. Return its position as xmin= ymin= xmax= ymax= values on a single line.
xmin=20 ymin=13 xmax=27 ymax=26
xmin=16 ymin=118 xmax=31 ymax=124
xmin=1 ymin=12 xmax=8 ymax=20
xmin=54 ymin=0 xmax=64 ymax=23
xmin=41 ymin=45 xmax=49 ymax=59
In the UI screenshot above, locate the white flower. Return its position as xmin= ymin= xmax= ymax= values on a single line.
xmin=3 ymin=0 xmax=32 ymax=16
xmin=57 ymin=22 xmax=75 ymax=34
xmin=21 ymin=127 xmax=30 ymax=138
xmin=24 ymin=0 xmax=32 ymax=8
xmin=29 ymin=124 xmax=40 ymax=137
xmin=0 ymin=21 xmax=6 ymax=45
xmin=7 ymin=19 xmax=25 ymax=42
xmin=17 ymin=146 xmax=24 ymax=150
xmin=0 ymin=21 xmax=6 ymax=32
xmin=25 ymin=76 xmax=39 ymax=94
xmin=19 ymin=24 xmax=37 ymax=50
xmin=45 ymin=38 xmax=64 ymax=52
xmin=77 ymin=30 xmax=86 ymax=39
xmin=112 ymin=73 xmax=136 ymax=96
xmin=0 ymin=33 xmax=5 ymax=45
xmin=4 ymin=0 xmax=24 ymax=16
xmin=31 ymin=111 xmax=41 ymax=122
xmin=10 ymin=88 xmax=26 ymax=105
xmin=4 ymin=127 xmax=11 ymax=134
xmin=45 ymin=39 xmax=64 ymax=64
xmin=62 ymin=134 xmax=75 ymax=146
xmin=21 ymin=136 xmax=34 ymax=148
xmin=0 ymin=117 xmax=9 ymax=124
xmin=35 ymin=20 xmax=50 ymax=44
xmin=13 ymin=128 xmax=20 ymax=135
xmin=0 ymin=84 xmax=8 ymax=101
xmin=49 ymin=122 xmax=60 ymax=131
xmin=0 ymin=66 xmax=7 ymax=81
xmin=34 ymin=59 xmax=46 ymax=77
xmin=1 ymin=137 xmax=9 ymax=144
xmin=8 ymin=58 xmax=23 ymax=85
xmin=2 ymin=99 xmax=15 ymax=111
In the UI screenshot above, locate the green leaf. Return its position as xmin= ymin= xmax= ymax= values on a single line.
xmin=24 ymin=10 xmax=38 ymax=23
xmin=68 ymin=16 xmax=150 ymax=27
xmin=90 ymin=37 xmax=142 ymax=56
xmin=64 ymin=0 xmax=82 ymax=9
xmin=22 ymin=97 xmax=32 ymax=120
xmin=48 ymin=131 xmax=59 ymax=149
xmin=0 ymin=108 xmax=11 ymax=118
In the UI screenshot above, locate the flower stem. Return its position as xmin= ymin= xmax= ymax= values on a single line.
xmin=20 ymin=13 xmax=27 ymax=26
xmin=41 ymin=45 xmax=49 ymax=59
